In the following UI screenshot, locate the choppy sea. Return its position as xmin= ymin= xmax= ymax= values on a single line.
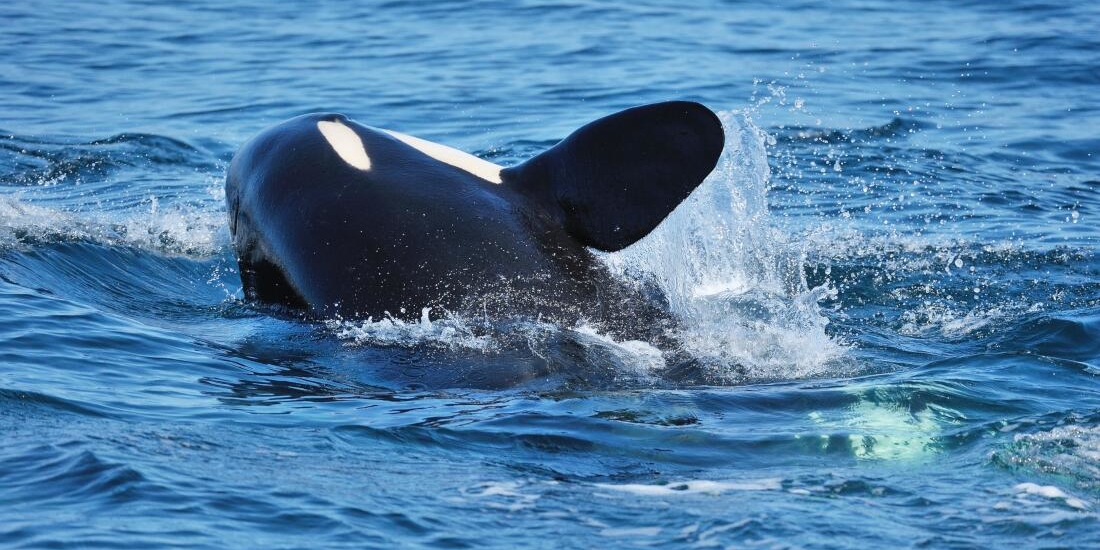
xmin=2 ymin=1 xmax=1099 ymax=547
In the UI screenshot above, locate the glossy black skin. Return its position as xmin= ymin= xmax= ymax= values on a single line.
xmin=225 ymin=102 xmax=724 ymax=340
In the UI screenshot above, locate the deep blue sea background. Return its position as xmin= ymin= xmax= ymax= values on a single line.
xmin=2 ymin=1 xmax=1099 ymax=548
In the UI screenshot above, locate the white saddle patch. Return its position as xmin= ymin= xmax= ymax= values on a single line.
xmin=382 ymin=129 xmax=503 ymax=184
xmin=317 ymin=120 xmax=372 ymax=170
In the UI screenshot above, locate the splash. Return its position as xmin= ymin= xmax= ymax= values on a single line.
xmin=0 ymin=193 xmax=226 ymax=257
xmin=327 ymin=309 xmax=667 ymax=388
xmin=0 ymin=195 xmax=80 ymax=244
xmin=605 ymin=111 xmax=847 ymax=382
xmin=327 ymin=308 xmax=498 ymax=352
xmin=0 ymin=131 xmax=227 ymax=257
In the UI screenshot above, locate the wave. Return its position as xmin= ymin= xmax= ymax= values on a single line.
xmin=0 ymin=195 xmax=228 ymax=257
xmin=0 ymin=130 xmax=217 ymax=187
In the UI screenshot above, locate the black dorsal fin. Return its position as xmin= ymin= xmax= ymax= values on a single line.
xmin=501 ymin=101 xmax=725 ymax=252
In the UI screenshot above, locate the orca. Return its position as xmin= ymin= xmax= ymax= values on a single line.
xmin=225 ymin=101 xmax=724 ymax=339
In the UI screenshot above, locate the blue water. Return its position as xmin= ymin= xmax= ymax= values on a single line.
xmin=2 ymin=0 xmax=1099 ymax=547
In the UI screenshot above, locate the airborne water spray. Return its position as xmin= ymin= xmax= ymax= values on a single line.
xmin=604 ymin=111 xmax=848 ymax=382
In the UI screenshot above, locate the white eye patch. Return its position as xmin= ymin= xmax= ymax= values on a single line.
xmin=317 ymin=120 xmax=372 ymax=170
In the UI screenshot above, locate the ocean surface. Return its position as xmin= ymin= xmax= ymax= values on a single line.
xmin=2 ymin=0 xmax=1098 ymax=547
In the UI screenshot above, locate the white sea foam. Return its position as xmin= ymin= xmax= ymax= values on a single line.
xmin=599 ymin=527 xmax=662 ymax=538
xmin=1014 ymin=482 xmax=1089 ymax=511
xmin=328 ymin=311 xmax=669 ymax=386
xmin=569 ymin=323 xmax=666 ymax=380
xmin=0 ymin=193 xmax=226 ymax=257
xmin=604 ymin=111 xmax=847 ymax=381
xmin=595 ymin=478 xmax=783 ymax=496
xmin=460 ymin=480 xmax=541 ymax=513
xmin=0 ymin=195 xmax=80 ymax=244
xmin=327 ymin=308 xmax=497 ymax=352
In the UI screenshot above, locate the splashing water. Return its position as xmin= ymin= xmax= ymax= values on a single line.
xmin=324 ymin=111 xmax=849 ymax=385
xmin=0 ymin=193 xmax=227 ymax=257
xmin=327 ymin=308 xmax=498 ymax=352
xmin=606 ymin=111 xmax=847 ymax=381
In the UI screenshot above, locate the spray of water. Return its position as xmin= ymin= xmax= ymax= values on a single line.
xmin=604 ymin=111 xmax=847 ymax=382
xmin=0 ymin=193 xmax=226 ymax=257
xmin=327 ymin=308 xmax=497 ymax=352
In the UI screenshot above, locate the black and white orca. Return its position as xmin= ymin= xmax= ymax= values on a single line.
xmin=225 ymin=101 xmax=724 ymax=338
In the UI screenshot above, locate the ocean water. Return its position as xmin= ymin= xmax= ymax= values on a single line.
xmin=2 ymin=0 xmax=1098 ymax=547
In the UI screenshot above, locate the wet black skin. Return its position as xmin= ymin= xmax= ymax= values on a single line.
xmin=225 ymin=102 xmax=724 ymax=341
